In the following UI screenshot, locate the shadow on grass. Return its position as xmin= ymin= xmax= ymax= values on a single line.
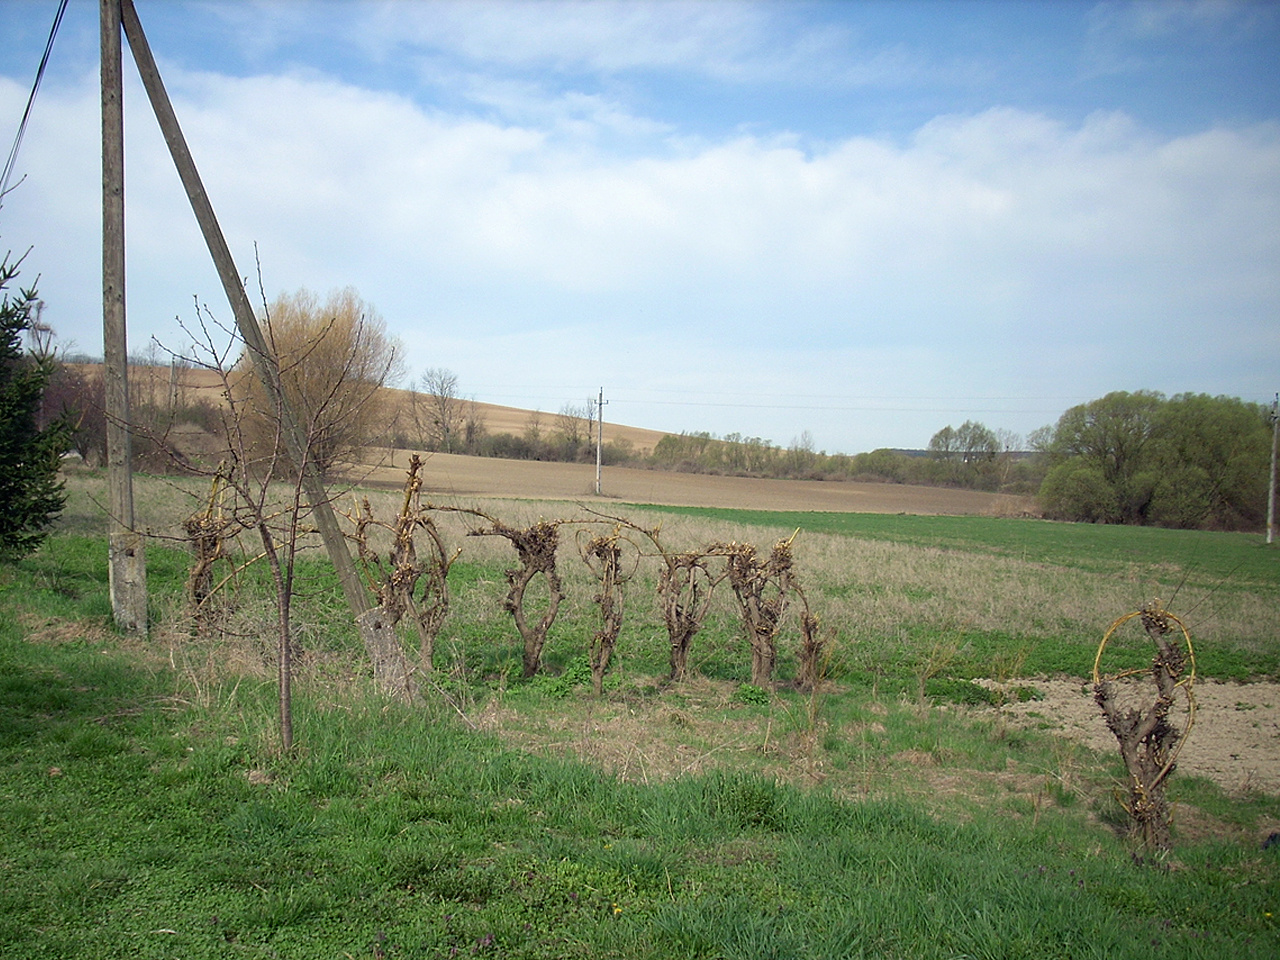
xmin=0 ymin=628 xmax=159 ymax=751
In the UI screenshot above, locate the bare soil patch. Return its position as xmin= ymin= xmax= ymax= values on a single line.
xmin=995 ymin=678 xmax=1280 ymax=795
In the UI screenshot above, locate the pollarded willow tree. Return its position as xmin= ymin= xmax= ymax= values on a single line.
xmin=233 ymin=287 xmax=404 ymax=476
xmin=453 ymin=508 xmax=567 ymax=678
xmin=1093 ymin=601 xmax=1196 ymax=854
xmin=347 ymin=454 xmax=462 ymax=699
xmin=578 ymin=525 xmax=636 ymax=696
xmin=712 ymin=534 xmax=799 ymax=689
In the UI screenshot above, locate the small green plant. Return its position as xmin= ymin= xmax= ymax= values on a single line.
xmin=732 ymin=683 xmax=770 ymax=706
xmin=527 ymin=655 xmax=592 ymax=699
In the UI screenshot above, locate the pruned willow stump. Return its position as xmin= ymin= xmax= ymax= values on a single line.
xmin=1093 ymin=601 xmax=1196 ymax=855
xmin=347 ymin=455 xmax=460 ymax=702
xmin=580 ymin=527 xmax=633 ymax=697
xmin=713 ymin=534 xmax=798 ymax=689
xmin=465 ymin=514 xmax=564 ymax=679
xmin=183 ymin=471 xmax=236 ymax=635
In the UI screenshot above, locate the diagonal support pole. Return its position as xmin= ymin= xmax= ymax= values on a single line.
xmin=117 ymin=0 xmax=369 ymax=616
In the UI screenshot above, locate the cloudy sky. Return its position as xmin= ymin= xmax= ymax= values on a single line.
xmin=1 ymin=0 xmax=1277 ymax=454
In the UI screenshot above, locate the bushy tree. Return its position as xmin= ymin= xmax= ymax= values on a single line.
xmin=1148 ymin=393 xmax=1270 ymax=530
xmin=0 ymin=255 xmax=72 ymax=558
xmin=1038 ymin=390 xmax=1270 ymax=530
xmin=233 ymin=287 xmax=403 ymax=475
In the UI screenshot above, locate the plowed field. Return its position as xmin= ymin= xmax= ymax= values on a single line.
xmin=352 ymin=451 xmax=1035 ymax=514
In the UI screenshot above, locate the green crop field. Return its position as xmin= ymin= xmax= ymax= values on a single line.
xmin=2 ymin=475 xmax=1278 ymax=958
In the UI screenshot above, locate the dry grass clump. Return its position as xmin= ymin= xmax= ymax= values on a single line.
xmin=791 ymin=531 xmax=1266 ymax=650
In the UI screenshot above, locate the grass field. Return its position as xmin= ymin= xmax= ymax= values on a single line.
xmin=2 ymin=470 xmax=1278 ymax=958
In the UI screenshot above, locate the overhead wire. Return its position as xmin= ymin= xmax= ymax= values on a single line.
xmin=0 ymin=0 xmax=69 ymax=215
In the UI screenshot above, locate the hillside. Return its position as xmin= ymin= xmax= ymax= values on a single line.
xmin=380 ymin=385 xmax=670 ymax=455
xmin=108 ymin=364 xmax=671 ymax=455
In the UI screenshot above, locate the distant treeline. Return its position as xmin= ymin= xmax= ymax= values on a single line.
xmin=641 ymin=430 xmax=1043 ymax=494
xmin=50 ymin=362 xmax=1272 ymax=532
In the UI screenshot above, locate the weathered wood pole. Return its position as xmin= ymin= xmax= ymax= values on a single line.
xmin=100 ymin=0 xmax=147 ymax=634
xmin=1268 ymin=393 xmax=1277 ymax=545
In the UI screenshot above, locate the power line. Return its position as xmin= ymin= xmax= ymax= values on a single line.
xmin=472 ymin=391 xmax=1071 ymax=416
xmin=0 ymin=0 xmax=68 ymax=213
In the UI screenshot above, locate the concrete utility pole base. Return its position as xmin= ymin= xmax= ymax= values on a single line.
xmin=108 ymin=530 xmax=148 ymax=634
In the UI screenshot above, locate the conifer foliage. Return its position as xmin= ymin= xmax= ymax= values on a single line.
xmin=0 ymin=254 xmax=72 ymax=559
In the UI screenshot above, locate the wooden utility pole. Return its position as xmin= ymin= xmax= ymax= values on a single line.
xmin=101 ymin=0 xmax=147 ymax=634
xmin=595 ymin=387 xmax=607 ymax=496
xmin=115 ymin=0 xmax=369 ymax=615
xmin=1268 ymin=393 xmax=1277 ymax=546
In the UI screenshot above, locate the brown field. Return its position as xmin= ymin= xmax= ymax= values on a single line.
xmin=351 ymin=450 xmax=1035 ymax=515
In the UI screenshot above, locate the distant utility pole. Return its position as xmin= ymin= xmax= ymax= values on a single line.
xmin=1268 ymin=393 xmax=1277 ymax=546
xmin=595 ymin=387 xmax=608 ymax=496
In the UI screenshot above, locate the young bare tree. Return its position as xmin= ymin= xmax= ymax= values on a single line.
xmin=233 ymin=287 xmax=403 ymax=476
xmin=520 ymin=408 xmax=543 ymax=444
xmin=181 ymin=309 xmax=333 ymax=750
xmin=461 ymin=397 xmax=487 ymax=452
xmin=416 ymin=366 xmax=463 ymax=453
xmin=555 ymin=399 xmax=592 ymax=444
xmin=167 ymin=294 xmax=415 ymax=749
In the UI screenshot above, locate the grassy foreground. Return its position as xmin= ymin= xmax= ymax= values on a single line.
xmin=2 ymin=492 xmax=1279 ymax=958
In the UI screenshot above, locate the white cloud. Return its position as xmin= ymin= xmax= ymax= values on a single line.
xmin=3 ymin=50 xmax=1277 ymax=452
xmin=372 ymin=0 xmax=786 ymax=76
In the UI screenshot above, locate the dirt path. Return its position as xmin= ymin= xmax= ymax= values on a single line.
xmin=998 ymin=678 xmax=1280 ymax=795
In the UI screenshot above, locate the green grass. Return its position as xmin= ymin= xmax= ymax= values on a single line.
xmin=3 ymin=493 xmax=1279 ymax=958
xmin=625 ymin=505 xmax=1280 ymax=590
xmin=2 ymin=612 xmax=1277 ymax=959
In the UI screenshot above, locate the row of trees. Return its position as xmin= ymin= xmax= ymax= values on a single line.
xmin=648 ymin=427 xmax=1042 ymax=493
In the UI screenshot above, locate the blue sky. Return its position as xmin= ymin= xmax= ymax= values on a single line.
xmin=1 ymin=0 xmax=1277 ymax=454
